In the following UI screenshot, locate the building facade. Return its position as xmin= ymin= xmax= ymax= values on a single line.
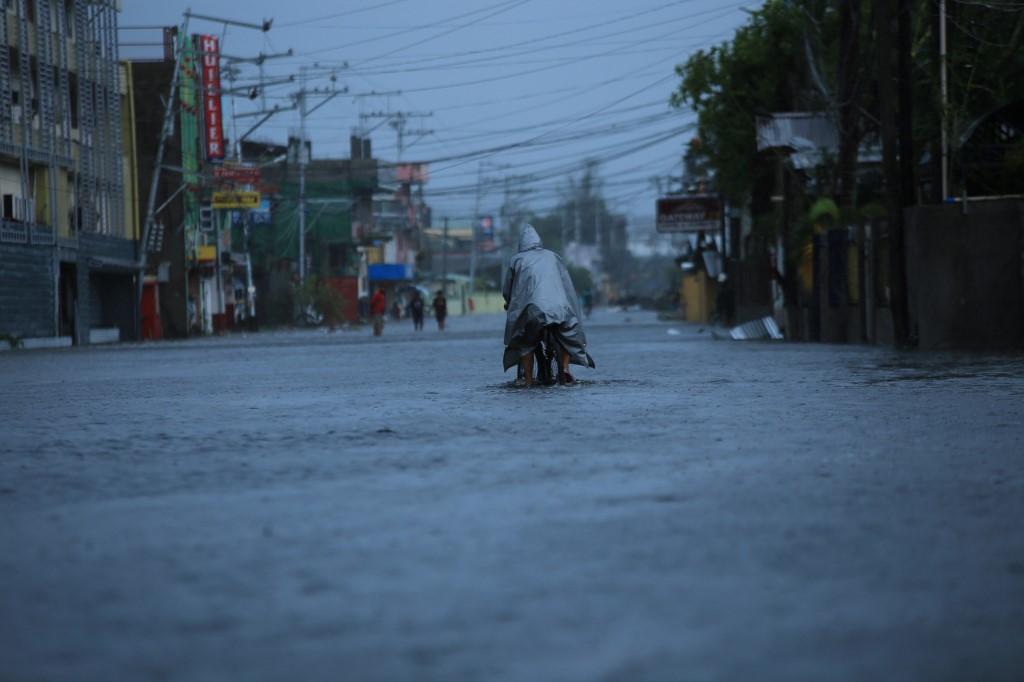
xmin=0 ymin=0 xmax=137 ymax=346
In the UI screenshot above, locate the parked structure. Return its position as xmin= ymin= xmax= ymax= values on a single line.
xmin=0 ymin=0 xmax=137 ymax=347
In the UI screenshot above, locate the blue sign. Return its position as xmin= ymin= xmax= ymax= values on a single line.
xmin=368 ymin=263 xmax=413 ymax=281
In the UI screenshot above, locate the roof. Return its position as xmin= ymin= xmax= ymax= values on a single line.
xmin=756 ymin=112 xmax=839 ymax=153
xmin=756 ymin=112 xmax=881 ymax=170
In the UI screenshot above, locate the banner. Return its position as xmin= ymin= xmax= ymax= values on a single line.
xmin=198 ymin=34 xmax=224 ymax=161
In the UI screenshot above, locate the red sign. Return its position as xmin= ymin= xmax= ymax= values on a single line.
xmin=395 ymin=163 xmax=429 ymax=183
xmin=213 ymin=164 xmax=260 ymax=185
xmin=198 ymin=34 xmax=224 ymax=161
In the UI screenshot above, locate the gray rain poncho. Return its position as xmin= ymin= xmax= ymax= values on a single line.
xmin=502 ymin=225 xmax=596 ymax=371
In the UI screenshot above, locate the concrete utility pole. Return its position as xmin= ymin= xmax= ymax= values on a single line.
xmin=135 ymin=14 xmax=191 ymax=325
xmin=469 ymin=161 xmax=511 ymax=303
xmin=298 ymin=68 xmax=308 ymax=284
xmin=442 ymin=216 xmax=449 ymax=296
xmin=470 ymin=166 xmax=483 ymax=304
xmin=221 ymin=49 xmax=293 ymax=159
xmin=294 ymin=66 xmax=345 ymax=283
xmin=359 ymin=111 xmax=433 ymax=160
xmin=136 ymin=11 xmax=273 ymax=337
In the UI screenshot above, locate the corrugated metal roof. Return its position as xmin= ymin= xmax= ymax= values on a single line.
xmin=756 ymin=112 xmax=838 ymax=153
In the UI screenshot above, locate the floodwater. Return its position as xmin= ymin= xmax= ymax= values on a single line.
xmin=2 ymin=310 xmax=1023 ymax=680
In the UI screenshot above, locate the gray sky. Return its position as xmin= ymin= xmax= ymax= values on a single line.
xmin=121 ymin=0 xmax=760 ymax=226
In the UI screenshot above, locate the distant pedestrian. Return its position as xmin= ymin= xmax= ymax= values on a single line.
xmin=433 ymin=290 xmax=448 ymax=331
xmin=370 ymin=287 xmax=387 ymax=336
xmin=409 ymin=291 xmax=425 ymax=331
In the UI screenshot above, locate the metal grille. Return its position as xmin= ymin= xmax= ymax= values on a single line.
xmin=0 ymin=5 xmax=12 ymax=144
xmin=104 ymin=3 xmax=124 ymax=239
xmin=16 ymin=0 xmax=33 ymax=154
xmin=36 ymin=0 xmax=58 ymax=244
xmin=1 ymin=1 xmax=125 ymax=243
xmin=74 ymin=0 xmax=96 ymax=233
xmin=55 ymin=0 xmax=72 ymax=161
xmin=0 ymin=219 xmax=29 ymax=244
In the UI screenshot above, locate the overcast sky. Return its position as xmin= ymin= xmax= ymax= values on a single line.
xmin=121 ymin=0 xmax=760 ymax=227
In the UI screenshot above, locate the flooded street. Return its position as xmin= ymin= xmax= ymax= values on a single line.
xmin=2 ymin=310 xmax=1024 ymax=680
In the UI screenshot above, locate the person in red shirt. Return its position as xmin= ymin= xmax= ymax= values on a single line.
xmin=370 ymin=287 xmax=387 ymax=336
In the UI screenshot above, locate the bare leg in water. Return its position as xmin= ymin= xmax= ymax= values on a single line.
xmin=520 ymin=349 xmax=572 ymax=387
xmin=559 ymin=350 xmax=575 ymax=384
xmin=519 ymin=352 xmax=535 ymax=387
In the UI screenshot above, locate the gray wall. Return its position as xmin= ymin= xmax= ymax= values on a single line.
xmin=0 ymin=243 xmax=55 ymax=339
xmin=905 ymin=200 xmax=1024 ymax=351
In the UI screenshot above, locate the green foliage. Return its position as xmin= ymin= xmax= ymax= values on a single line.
xmin=565 ymin=263 xmax=593 ymax=295
xmin=672 ymin=0 xmax=1024 ymax=204
xmin=294 ymin=276 xmax=348 ymax=327
xmin=528 ymin=211 xmax=565 ymax=254
xmin=671 ymin=1 xmax=822 ymax=201
xmin=940 ymin=3 xmax=1024 ymax=145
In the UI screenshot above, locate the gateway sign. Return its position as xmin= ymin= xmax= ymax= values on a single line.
xmin=656 ymin=195 xmax=722 ymax=233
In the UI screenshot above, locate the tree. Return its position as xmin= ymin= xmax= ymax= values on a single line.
xmin=670 ymin=1 xmax=824 ymax=202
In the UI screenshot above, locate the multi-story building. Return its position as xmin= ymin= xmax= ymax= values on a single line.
xmin=248 ymin=136 xmax=378 ymax=325
xmin=0 ymin=0 xmax=137 ymax=347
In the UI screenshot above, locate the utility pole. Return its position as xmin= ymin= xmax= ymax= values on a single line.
xmin=836 ymin=0 xmax=862 ymax=207
xmin=294 ymin=65 xmax=345 ymax=283
xmin=470 ymin=165 xmax=483 ymax=305
xmin=938 ymin=0 xmax=949 ymax=200
xmin=876 ymin=0 xmax=910 ymax=346
xmin=359 ymin=111 xmax=433 ymax=160
xmin=469 ymin=161 xmax=511 ymax=303
xmin=221 ymin=49 xmax=293 ymax=159
xmin=298 ymin=68 xmax=307 ymax=284
xmin=136 ymin=11 xmax=273 ymax=338
xmin=442 ymin=216 xmax=449 ymax=297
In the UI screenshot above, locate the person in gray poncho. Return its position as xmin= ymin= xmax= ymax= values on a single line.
xmin=502 ymin=225 xmax=595 ymax=385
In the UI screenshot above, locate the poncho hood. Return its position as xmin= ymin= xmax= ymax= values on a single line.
xmin=518 ymin=225 xmax=543 ymax=252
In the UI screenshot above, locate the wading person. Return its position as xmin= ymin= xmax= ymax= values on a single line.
xmin=432 ymin=290 xmax=448 ymax=331
xmin=409 ymin=291 xmax=425 ymax=331
xmin=502 ymin=225 xmax=594 ymax=386
xmin=370 ymin=287 xmax=387 ymax=336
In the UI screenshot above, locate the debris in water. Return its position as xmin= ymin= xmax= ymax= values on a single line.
xmin=713 ymin=316 xmax=783 ymax=341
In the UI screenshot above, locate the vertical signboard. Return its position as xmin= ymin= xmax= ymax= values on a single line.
xmin=198 ymin=34 xmax=224 ymax=161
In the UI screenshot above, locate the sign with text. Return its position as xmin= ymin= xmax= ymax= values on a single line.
xmin=211 ymin=190 xmax=261 ymax=209
xmin=213 ymin=163 xmax=260 ymax=185
xmin=198 ymin=34 xmax=225 ymax=161
xmin=656 ymin=195 xmax=722 ymax=233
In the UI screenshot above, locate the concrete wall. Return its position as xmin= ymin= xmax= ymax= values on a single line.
xmin=905 ymin=200 xmax=1024 ymax=351
xmin=0 ymin=242 xmax=55 ymax=338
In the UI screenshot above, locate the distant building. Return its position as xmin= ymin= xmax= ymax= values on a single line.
xmin=249 ymin=137 xmax=382 ymax=324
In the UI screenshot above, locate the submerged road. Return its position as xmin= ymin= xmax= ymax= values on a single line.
xmin=2 ymin=310 xmax=1023 ymax=681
